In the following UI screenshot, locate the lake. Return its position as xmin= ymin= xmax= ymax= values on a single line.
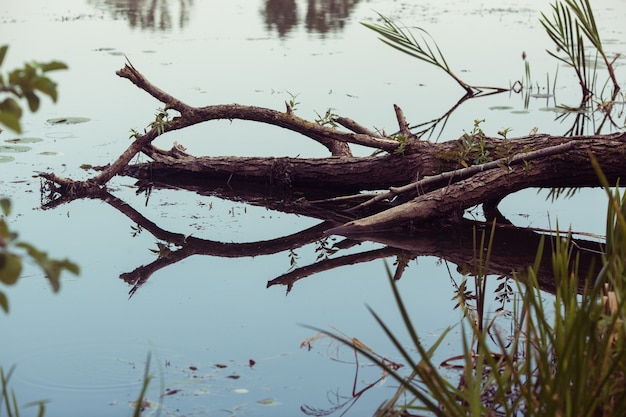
xmin=0 ymin=0 xmax=624 ymax=416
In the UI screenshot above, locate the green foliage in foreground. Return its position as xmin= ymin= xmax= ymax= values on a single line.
xmin=0 ymin=198 xmax=79 ymax=313
xmin=323 ymin=165 xmax=626 ymax=416
xmin=0 ymin=45 xmax=67 ymax=133
xmin=1 ymin=367 xmax=47 ymax=417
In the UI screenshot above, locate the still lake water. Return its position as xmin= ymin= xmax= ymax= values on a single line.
xmin=1 ymin=0 xmax=625 ymax=415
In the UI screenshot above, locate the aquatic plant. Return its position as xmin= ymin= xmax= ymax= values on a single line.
xmin=361 ymin=13 xmax=506 ymax=97
xmin=1 ymin=367 xmax=46 ymax=417
xmin=541 ymin=0 xmax=620 ymax=96
xmin=0 ymin=45 xmax=67 ymax=133
xmin=321 ymin=160 xmax=626 ymax=416
xmin=0 ymin=200 xmax=79 ymax=313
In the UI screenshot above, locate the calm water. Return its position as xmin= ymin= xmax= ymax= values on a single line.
xmin=0 ymin=0 xmax=624 ymax=416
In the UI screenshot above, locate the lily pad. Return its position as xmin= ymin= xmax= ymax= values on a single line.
xmin=47 ymin=117 xmax=90 ymax=125
xmin=257 ymin=398 xmax=278 ymax=405
xmin=232 ymin=388 xmax=249 ymax=394
xmin=530 ymin=93 xmax=554 ymax=99
xmin=45 ymin=132 xmax=74 ymax=139
xmin=489 ymin=105 xmax=513 ymax=110
xmin=0 ymin=145 xmax=31 ymax=153
xmin=38 ymin=151 xmax=60 ymax=156
xmin=5 ymin=137 xmax=43 ymax=144
xmin=0 ymin=155 xmax=15 ymax=163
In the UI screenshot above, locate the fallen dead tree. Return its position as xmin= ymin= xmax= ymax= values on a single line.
xmin=40 ymin=61 xmax=626 ymax=235
xmin=80 ymin=186 xmax=601 ymax=297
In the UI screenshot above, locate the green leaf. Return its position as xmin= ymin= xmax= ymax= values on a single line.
xmin=0 ymin=253 xmax=22 ymax=285
xmin=0 ymin=45 xmax=8 ymax=68
xmin=0 ymin=291 xmax=8 ymax=313
xmin=15 ymin=242 xmax=79 ymax=292
xmin=25 ymin=91 xmax=40 ymax=112
xmin=0 ymin=111 xmax=21 ymax=133
xmin=32 ymin=77 xmax=58 ymax=101
xmin=39 ymin=61 xmax=68 ymax=72
xmin=0 ymin=198 xmax=10 ymax=216
xmin=0 ymin=97 xmax=23 ymax=132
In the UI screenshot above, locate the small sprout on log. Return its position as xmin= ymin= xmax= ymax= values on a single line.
xmin=392 ymin=134 xmax=409 ymax=155
xmin=129 ymin=128 xmax=141 ymax=140
xmin=149 ymin=107 xmax=170 ymax=136
xmin=314 ymin=109 xmax=339 ymax=128
xmin=497 ymin=127 xmax=512 ymax=139
xmin=286 ymin=91 xmax=300 ymax=112
xmin=456 ymin=119 xmax=492 ymax=167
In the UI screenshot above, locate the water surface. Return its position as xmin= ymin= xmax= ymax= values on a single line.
xmin=0 ymin=0 xmax=624 ymax=415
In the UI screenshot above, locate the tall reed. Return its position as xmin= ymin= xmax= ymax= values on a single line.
xmin=322 ymin=169 xmax=626 ymax=415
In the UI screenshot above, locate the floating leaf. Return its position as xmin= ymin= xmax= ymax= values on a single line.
xmin=46 ymin=117 xmax=90 ymax=125
xmin=5 ymin=137 xmax=43 ymax=144
xmin=257 ymin=398 xmax=276 ymax=405
xmin=232 ymin=388 xmax=248 ymax=394
xmin=0 ymin=155 xmax=14 ymax=163
xmin=0 ymin=145 xmax=31 ymax=153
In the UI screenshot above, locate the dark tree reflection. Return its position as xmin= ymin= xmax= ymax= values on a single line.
xmin=305 ymin=0 xmax=360 ymax=35
xmin=87 ymin=0 xmax=193 ymax=31
xmin=262 ymin=0 xmax=361 ymax=37
xmin=263 ymin=0 xmax=298 ymax=37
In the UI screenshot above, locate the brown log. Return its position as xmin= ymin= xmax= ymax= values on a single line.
xmin=40 ymin=62 xmax=626 ymax=234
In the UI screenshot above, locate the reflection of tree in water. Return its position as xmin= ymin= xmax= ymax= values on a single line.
xmin=263 ymin=0 xmax=361 ymax=37
xmin=87 ymin=0 xmax=193 ymax=31
xmin=263 ymin=0 xmax=298 ymax=37
xmin=305 ymin=0 xmax=360 ymax=34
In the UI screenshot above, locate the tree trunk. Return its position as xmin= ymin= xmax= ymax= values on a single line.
xmin=40 ymin=62 xmax=626 ymax=234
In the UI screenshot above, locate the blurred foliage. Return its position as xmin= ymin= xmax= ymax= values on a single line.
xmin=0 ymin=45 xmax=67 ymax=133
xmin=0 ymin=198 xmax=79 ymax=313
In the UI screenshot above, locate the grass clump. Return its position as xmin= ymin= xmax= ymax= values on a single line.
xmin=323 ymin=168 xmax=626 ymax=416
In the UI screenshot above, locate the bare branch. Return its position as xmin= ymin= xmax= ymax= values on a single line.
xmin=393 ymin=104 xmax=413 ymax=139
xmin=350 ymin=140 xmax=576 ymax=211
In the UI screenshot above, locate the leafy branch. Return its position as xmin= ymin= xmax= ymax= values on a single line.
xmin=0 ymin=45 xmax=67 ymax=133
xmin=0 ymin=199 xmax=79 ymax=313
xmin=362 ymin=12 xmax=506 ymax=97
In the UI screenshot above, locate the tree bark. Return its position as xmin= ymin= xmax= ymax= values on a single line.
xmin=40 ymin=62 xmax=626 ymax=234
